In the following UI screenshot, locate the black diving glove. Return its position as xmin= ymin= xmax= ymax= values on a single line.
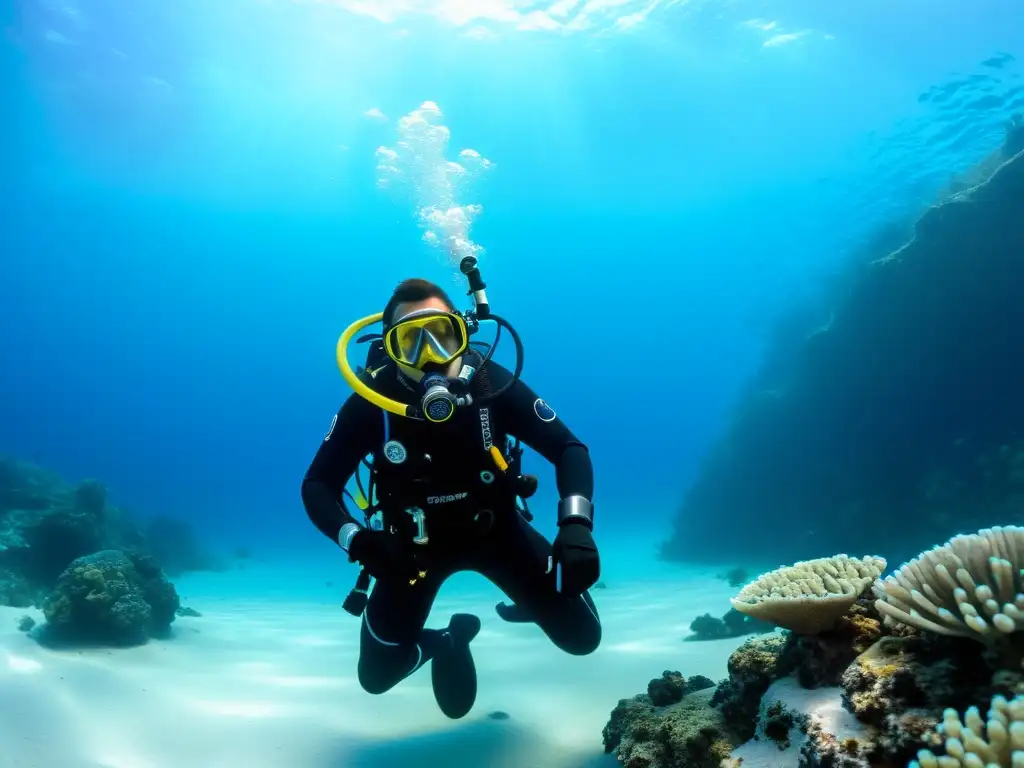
xmin=348 ymin=530 xmax=413 ymax=581
xmin=552 ymin=521 xmax=600 ymax=597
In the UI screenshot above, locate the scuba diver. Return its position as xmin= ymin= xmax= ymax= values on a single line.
xmin=300 ymin=257 xmax=601 ymax=720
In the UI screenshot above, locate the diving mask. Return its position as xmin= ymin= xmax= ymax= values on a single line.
xmin=383 ymin=309 xmax=469 ymax=370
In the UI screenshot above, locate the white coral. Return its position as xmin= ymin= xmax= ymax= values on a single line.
xmin=873 ymin=526 xmax=1024 ymax=641
xmin=911 ymin=694 xmax=1024 ymax=768
xmin=730 ymin=554 xmax=887 ymax=634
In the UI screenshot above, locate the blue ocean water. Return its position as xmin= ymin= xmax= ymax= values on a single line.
xmin=1 ymin=0 xmax=1023 ymax=763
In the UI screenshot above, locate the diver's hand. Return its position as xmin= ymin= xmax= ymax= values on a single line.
xmin=348 ymin=530 xmax=410 ymax=580
xmin=551 ymin=521 xmax=600 ymax=597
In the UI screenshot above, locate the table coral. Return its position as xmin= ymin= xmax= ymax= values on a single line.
xmin=731 ymin=555 xmax=887 ymax=634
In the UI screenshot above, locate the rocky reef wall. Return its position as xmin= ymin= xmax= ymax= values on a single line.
xmin=662 ymin=125 xmax=1024 ymax=566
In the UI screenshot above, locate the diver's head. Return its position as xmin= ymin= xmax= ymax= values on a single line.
xmin=382 ymin=278 xmax=466 ymax=381
xmin=384 ymin=277 xmax=457 ymax=330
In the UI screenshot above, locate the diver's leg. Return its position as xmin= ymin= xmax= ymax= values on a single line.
xmin=481 ymin=517 xmax=602 ymax=656
xmin=358 ymin=566 xmax=482 ymax=719
xmin=357 ymin=571 xmax=444 ymax=694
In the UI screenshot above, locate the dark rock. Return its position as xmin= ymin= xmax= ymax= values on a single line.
xmin=872 ymin=709 xmax=942 ymax=766
xmin=841 ymin=634 xmax=992 ymax=726
xmin=762 ymin=700 xmax=802 ymax=750
xmin=837 ymin=631 xmax=1010 ymax=766
xmin=788 ymin=597 xmax=883 ymax=688
xmin=17 ymin=615 xmax=35 ymax=631
xmin=711 ymin=634 xmax=794 ymax=739
xmin=603 ymin=688 xmax=742 ymax=768
xmin=689 ymin=613 xmax=730 ymax=640
xmin=687 ymin=608 xmax=775 ymax=642
xmin=648 ymin=671 xmax=687 ymax=707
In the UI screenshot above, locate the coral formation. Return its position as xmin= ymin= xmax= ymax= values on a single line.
xmin=605 ymin=525 xmax=1024 ymax=768
xmin=910 ymin=694 xmax=1024 ymax=768
xmin=762 ymin=699 xmax=802 ymax=749
xmin=0 ymin=455 xmax=218 ymax=630
xmin=731 ymin=555 xmax=887 ymax=634
xmin=603 ymin=684 xmax=741 ymax=768
xmin=873 ymin=526 xmax=1024 ymax=641
xmin=711 ymin=634 xmax=793 ymax=739
xmin=39 ymin=550 xmax=180 ymax=646
xmin=686 ymin=607 xmax=775 ymax=641
xmin=644 ymin=671 xmax=716 ymax=707
xmin=838 ymin=631 xmax=1004 ymax=765
xmin=648 ymin=670 xmax=687 ymax=707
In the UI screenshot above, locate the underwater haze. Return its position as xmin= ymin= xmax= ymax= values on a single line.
xmin=2 ymin=0 xmax=1024 ymax=766
xmin=2 ymin=0 xmax=1021 ymax=554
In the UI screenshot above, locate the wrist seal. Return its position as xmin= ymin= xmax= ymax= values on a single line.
xmin=338 ymin=523 xmax=361 ymax=552
xmin=557 ymin=495 xmax=594 ymax=529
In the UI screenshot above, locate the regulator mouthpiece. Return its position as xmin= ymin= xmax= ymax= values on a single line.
xmin=421 ymin=373 xmax=458 ymax=423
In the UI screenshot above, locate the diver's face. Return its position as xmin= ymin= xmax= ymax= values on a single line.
xmin=391 ymin=297 xmax=461 ymax=380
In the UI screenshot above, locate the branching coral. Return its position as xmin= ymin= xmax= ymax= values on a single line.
xmin=873 ymin=526 xmax=1024 ymax=641
xmin=910 ymin=694 xmax=1024 ymax=768
xmin=730 ymin=555 xmax=887 ymax=634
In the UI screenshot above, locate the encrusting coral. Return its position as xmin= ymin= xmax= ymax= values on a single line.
xmin=730 ymin=554 xmax=887 ymax=634
xmin=910 ymin=694 xmax=1024 ymax=768
xmin=873 ymin=526 xmax=1024 ymax=642
xmin=602 ymin=672 xmax=730 ymax=768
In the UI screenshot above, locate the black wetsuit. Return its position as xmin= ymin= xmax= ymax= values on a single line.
xmin=301 ymin=360 xmax=602 ymax=695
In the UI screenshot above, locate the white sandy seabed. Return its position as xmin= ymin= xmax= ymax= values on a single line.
xmin=0 ymin=548 xmax=776 ymax=768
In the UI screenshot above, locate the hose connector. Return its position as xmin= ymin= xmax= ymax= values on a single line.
xmin=460 ymin=256 xmax=490 ymax=318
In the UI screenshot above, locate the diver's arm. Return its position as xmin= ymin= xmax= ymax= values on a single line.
xmin=487 ymin=363 xmax=595 ymax=527
xmin=300 ymin=393 xmax=383 ymax=546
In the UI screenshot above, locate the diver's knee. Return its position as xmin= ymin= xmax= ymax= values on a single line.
xmin=571 ymin=627 xmax=602 ymax=656
xmin=553 ymin=620 xmax=601 ymax=656
xmin=357 ymin=657 xmax=405 ymax=695
xmin=558 ymin=635 xmax=600 ymax=656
